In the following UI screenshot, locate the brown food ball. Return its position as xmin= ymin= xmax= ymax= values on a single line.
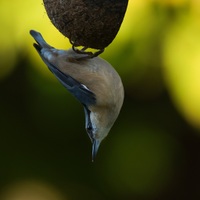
xmin=43 ymin=0 xmax=128 ymax=50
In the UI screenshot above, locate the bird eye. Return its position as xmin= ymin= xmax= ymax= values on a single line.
xmin=87 ymin=124 xmax=92 ymax=132
xmin=86 ymin=123 xmax=94 ymax=140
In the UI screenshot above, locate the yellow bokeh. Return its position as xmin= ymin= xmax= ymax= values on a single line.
xmin=0 ymin=0 xmax=70 ymax=80
xmin=0 ymin=180 xmax=66 ymax=200
xmin=163 ymin=14 xmax=200 ymax=129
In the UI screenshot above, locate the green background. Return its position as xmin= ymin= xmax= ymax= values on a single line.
xmin=0 ymin=0 xmax=200 ymax=199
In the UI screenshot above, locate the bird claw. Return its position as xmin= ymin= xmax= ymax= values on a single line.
xmin=72 ymin=43 xmax=104 ymax=59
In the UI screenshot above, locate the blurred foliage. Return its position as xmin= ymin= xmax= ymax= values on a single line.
xmin=0 ymin=0 xmax=200 ymax=200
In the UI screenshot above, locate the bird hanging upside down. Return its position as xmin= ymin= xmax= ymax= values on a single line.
xmin=30 ymin=30 xmax=124 ymax=161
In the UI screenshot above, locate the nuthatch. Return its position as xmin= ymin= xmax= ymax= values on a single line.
xmin=30 ymin=30 xmax=124 ymax=160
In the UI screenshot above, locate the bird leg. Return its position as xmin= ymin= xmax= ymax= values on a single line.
xmin=90 ymin=49 xmax=104 ymax=58
xmin=70 ymin=40 xmax=104 ymax=59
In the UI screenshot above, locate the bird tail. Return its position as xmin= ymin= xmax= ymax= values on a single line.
xmin=30 ymin=30 xmax=53 ymax=52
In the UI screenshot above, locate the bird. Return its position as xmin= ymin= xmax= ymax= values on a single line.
xmin=30 ymin=30 xmax=124 ymax=161
xmin=43 ymin=0 xmax=129 ymax=57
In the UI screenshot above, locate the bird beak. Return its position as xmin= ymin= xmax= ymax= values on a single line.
xmin=92 ymin=139 xmax=101 ymax=162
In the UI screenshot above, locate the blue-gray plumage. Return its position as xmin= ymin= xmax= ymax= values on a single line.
xmin=30 ymin=30 xmax=124 ymax=161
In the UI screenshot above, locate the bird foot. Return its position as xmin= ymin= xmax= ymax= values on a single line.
xmin=72 ymin=44 xmax=104 ymax=60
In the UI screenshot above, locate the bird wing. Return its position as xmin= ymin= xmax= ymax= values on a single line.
xmin=30 ymin=29 xmax=96 ymax=106
xmin=46 ymin=60 xmax=96 ymax=106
